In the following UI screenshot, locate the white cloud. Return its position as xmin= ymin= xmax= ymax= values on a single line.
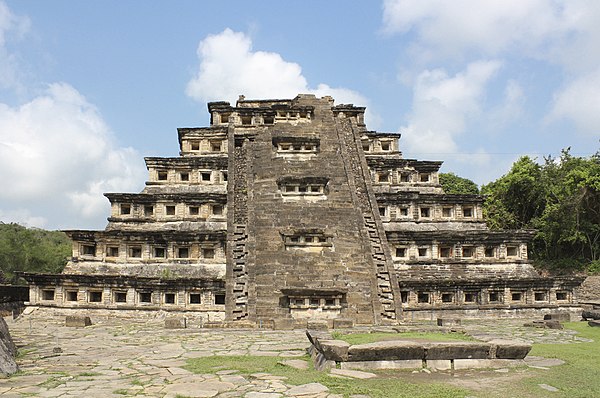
xmin=400 ymin=60 xmax=501 ymax=156
xmin=0 ymin=83 xmax=146 ymax=229
xmin=549 ymin=69 xmax=600 ymax=134
xmin=0 ymin=1 xmax=144 ymax=230
xmin=186 ymin=29 xmax=375 ymax=124
xmin=487 ymin=79 xmax=526 ymax=130
xmin=382 ymin=0 xmax=588 ymax=62
xmin=383 ymin=0 xmax=600 ymax=135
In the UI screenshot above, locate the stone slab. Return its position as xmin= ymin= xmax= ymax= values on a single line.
xmin=333 ymin=318 xmax=354 ymax=329
xmin=453 ymin=359 xmax=525 ymax=370
xmin=279 ymin=359 xmax=309 ymax=370
xmin=318 ymin=339 xmax=350 ymax=361
xmin=582 ymin=310 xmax=600 ymax=320
xmin=424 ymin=342 xmax=491 ymax=360
xmin=426 ymin=359 xmax=452 ymax=370
xmin=65 ymin=315 xmax=91 ymax=327
xmin=165 ymin=317 xmax=186 ymax=329
xmin=348 ymin=341 xmax=424 ymax=361
xmin=341 ymin=359 xmax=423 ymax=370
xmin=272 ymin=318 xmax=296 ymax=330
xmin=330 ymin=368 xmax=376 ymax=379
xmin=286 ymin=382 xmax=329 ymax=396
xmin=493 ymin=342 xmax=532 ymax=359
xmin=306 ymin=320 xmax=329 ymax=331
xmin=437 ymin=318 xmax=461 ymax=327
xmin=543 ymin=313 xmax=570 ymax=322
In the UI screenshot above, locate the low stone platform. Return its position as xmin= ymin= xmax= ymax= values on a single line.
xmin=307 ymin=330 xmax=531 ymax=371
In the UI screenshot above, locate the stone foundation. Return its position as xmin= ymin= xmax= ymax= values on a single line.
xmin=307 ymin=330 xmax=531 ymax=371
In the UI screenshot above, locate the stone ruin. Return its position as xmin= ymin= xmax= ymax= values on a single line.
xmin=0 ymin=317 xmax=18 ymax=376
xmin=21 ymin=94 xmax=583 ymax=327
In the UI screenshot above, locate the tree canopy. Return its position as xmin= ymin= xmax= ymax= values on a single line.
xmin=439 ymin=172 xmax=480 ymax=195
xmin=482 ymin=149 xmax=600 ymax=272
xmin=0 ymin=223 xmax=71 ymax=283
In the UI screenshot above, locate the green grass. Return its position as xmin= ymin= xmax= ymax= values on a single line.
xmin=518 ymin=322 xmax=600 ymax=398
xmin=332 ymin=331 xmax=475 ymax=345
xmin=77 ymin=371 xmax=100 ymax=377
xmin=183 ymin=322 xmax=600 ymax=398
xmin=130 ymin=378 xmax=144 ymax=386
xmin=184 ymin=355 xmax=470 ymax=398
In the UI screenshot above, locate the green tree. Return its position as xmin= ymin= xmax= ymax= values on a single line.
xmin=481 ymin=156 xmax=546 ymax=230
xmin=439 ymin=172 xmax=479 ymax=195
xmin=482 ymin=149 xmax=600 ymax=271
xmin=0 ymin=223 xmax=71 ymax=283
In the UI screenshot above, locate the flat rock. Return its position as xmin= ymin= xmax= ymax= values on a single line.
xmin=348 ymin=340 xmax=423 ymax=361
xmin=279 ymin=359 xmax=309 ymax=370
xmin=245 ymin=393 xmax=282 ymax=398
xmin=525 ymin=356 xmax=565 ymax=367
xmin=488 ymin=339 xmax=532 ymax=359
xmin=424 ymin=342 xmax=491 ymax=360
xmin=162 ymin=381 xmax=235 ymax=398
xmin=538 ymin=384 xmax=559 ymax=392
xmin=65 ymin=315 xmax=91 ymax=327
xmin=543 ymin=313 xmax=570 ymax=322
xmin=286 ymin=382 xmax=329 ymax=396
xmin=330 ymin=368 xmax=376 ymax=379
xmin=318 ymin=340 xmax=350 ymax=361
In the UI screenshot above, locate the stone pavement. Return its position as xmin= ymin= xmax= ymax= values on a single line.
xmin=0 ymin=308 xmax=590 ymax=397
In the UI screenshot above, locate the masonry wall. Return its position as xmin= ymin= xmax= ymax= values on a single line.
xmin=235 ymin=97 xmax=382 ymax=324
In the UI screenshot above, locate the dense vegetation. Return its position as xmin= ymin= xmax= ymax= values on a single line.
xmin=439 ymin=172 xmax=480 ymax=195
xmin=482 ymin=149 xmax=600 ymax=273
xmin=0 ymin=223 xmax=71 ymax=283
xmin=441 ymin=150 xmax=599 ymax=273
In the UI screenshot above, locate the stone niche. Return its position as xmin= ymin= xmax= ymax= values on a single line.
xmin=282 ymin=288 xmax=346 ymax=321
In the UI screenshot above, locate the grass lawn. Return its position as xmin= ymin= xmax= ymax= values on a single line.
xmin=510 ymin=321 xmax=600 ymax=398
xmin=184 ymin=355 xmax=470 ymax=398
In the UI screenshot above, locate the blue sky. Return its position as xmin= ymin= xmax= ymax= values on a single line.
xmin=0 ymin=1 xmax=598 ymax=230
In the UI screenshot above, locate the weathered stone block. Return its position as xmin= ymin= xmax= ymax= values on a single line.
xmin=318 ymin=340 xmax=350 ymax=361
xmin=424 ymin=342 xmax=491 ymax=360
xmin=588 ymin=320 xmax=600 ymax=327
xmin=341 ymin=359 xmax=423 ymax=370
xmin=490 ymin=340 xmax=532 ymax=359
xmin=0 ymin=318 xmax=17 ymax=357
xmin=307 ymin=320 xmax=329 ymax=331
xmin=348 ymin=341 xmax=424 ymax=361
xmin=426 ymin=359 xmax=452 ymax=370
xmin=312 ymin=351 xmax=335 ymax=371
xmin=544 ymin=313 xmax=570 ymax=322
xmin=203 ymin=322 xmax=224 ymax=328
xmin=65 ymin=315 xmax=91 ymax=327
xmin=0 ymin=318 xmax=18 ymax=376
xmin=543 ymin=320 xmax=563 ymax=329
xmin=273 ymin=318 xmax=296 ymax=330
xmin=582 ymin=310 xmax=600 ymax=320
xmin=333 ymin=318 xmax=354 ymax=329
xmin=437 ymin=318 xmax=461 ymax=327
xmin=165 ymin=317 xmax=186 ymax=329
xmin=305 ymin=329 xmax=331 ymax=348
